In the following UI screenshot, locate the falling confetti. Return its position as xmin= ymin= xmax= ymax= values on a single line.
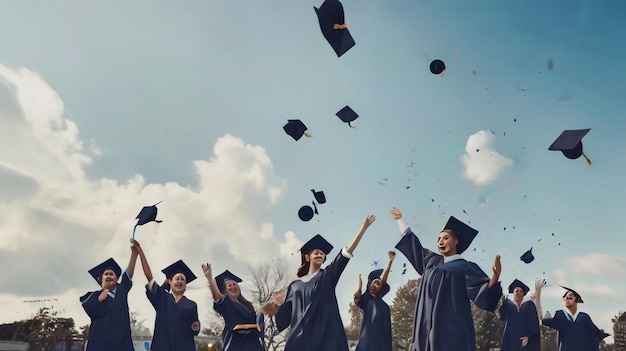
xmin=547 ymin=58 xmax=554 ymax=70
xmin=463 ymin=209 xmax=467 ymax=214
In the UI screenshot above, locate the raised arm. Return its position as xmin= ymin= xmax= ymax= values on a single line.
xmin=353 ymin=274 xmax=363 ymax=305
xmin=345 ymin=215 xmax=376 ymax=255
xmin=531 ymin=279 xmax=545 ymax=322
xmin=488 ymin=255 xmax=501 ymax=289
xmin=127 ymin=242 xmax=140 ymax=279
xmin=202 ymin=263 xmax=225 ymax=302
xmin=380 ymin=251 xmax=395 ymax=285
xmin=133 ymin=241 xmax=153 ymax=283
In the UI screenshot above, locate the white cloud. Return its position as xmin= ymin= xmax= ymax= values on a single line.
xmin=460 ymin=130 xmax=513 ymax=185
xmin=0 ymin=64 xmax=294 ymax=329
xmin=562 ymin=253 xmax=626 ymax=276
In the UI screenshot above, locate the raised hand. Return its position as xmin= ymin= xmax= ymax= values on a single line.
xmin=362 ymin=214 xmax=376 ymax=229
xmin=390 ymin=207 xmax=402 ymax=220
xmin=201 ymin=263 xmax=212 ymax=280
xmin=492 ymin=255 xmax=502 ymax=277
xmin=388 ymin=251 xmax=396 ymax=260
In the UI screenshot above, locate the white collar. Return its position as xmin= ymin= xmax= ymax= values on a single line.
xmin=443 ymin=254 xmax=463 ymax=264
xmin=563 ymin=309 xmax=580 ymax=321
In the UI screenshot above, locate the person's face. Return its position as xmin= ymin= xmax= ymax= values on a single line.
xmin=306 ymin=249 xmax=326 ymax=268
xmin=437 ymin=231 xmax=458 ymax=256
xmin=100 ymin=269 xmax=118 ymax=290
xmin=563 ymin=291 xmax=578 ymax=308
xmin=513 ymin=287 xmax=525 ymax=302
xmin=225 ymin=280 xmax=241 ymax=300
xmin=369 ymin=278 xmax=382 ymax=296
xmin=168 ymin=273 xmax=187 ymax=295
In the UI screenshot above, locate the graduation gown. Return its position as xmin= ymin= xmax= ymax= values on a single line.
xmin=146 ymin=283 xmax=200 ymax=351
xmin=498 ymin=298 xmax=540 ymax=351
xmin=542 ymin=310 xmax=609 ymax=351
xmin=395 ymin=228 xmax=502 ymax=351
xmin=275 ymin=251 xmax=351 ymax=351
xmin=80 ymin=271 xmax=134 ymax=351
xmin=213 ymin=296 xmax=265 ymax=351
xmin=355 ymin=293 xmax=392 ymax=351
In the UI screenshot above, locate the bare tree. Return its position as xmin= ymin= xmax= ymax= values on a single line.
xmin=247 ymin=258 xmax=292 ymax=351
xmin=26 ymin=307 xmax=78 ymax=351
xmin=130 ymin=310 xmax=152 ymax=337
xmin=202 ymin=309 xmax=225 ymax=337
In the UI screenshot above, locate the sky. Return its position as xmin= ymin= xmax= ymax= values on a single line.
xmin=1 ymin=0 xmax=625 ymax=344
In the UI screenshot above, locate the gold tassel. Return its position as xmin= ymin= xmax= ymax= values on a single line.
xmin=304 ymin=131 xmax=313 ymax=138
xmin=582 ymin=153 xmax=592 ymax=165
xmin=333 ymin=23 xmax=348 ymax=30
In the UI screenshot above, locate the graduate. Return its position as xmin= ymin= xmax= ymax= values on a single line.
xmin=353 ymin=250 xmax=395 ymax=351
xmin=262 ymin=214 xmax=377 ymax=351
xmin=498 ymin=279 xmax=541 ymax=351
xmin=539 ymin=284 xmax=609 ymax=351
xmin=134 ymin=241 xmax=200 ymax=351
xmin=390 ymin=207 xmax=502 ymax=351
xmin=201 ymin=264 xmax=265 ymax=351
xmin=79 ymin=244 xmax=138 ymax=351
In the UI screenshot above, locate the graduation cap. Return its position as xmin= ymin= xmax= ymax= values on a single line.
xmin=215 ymin=270 xmax=243 ymax=294
xmin=367 ymin=268 xmax=390 ymax=298
xmin=311 ymin=189 xmax=326 ymax=204
xmin=132 ymin=201 xmax=163 ymax=242
xmin=336 ymin=106 xmax=358 ymax=128
xmin=88 ymin=258 xmax=122 ymax=284
xmin=283 ymin=119 xmax=312 ymax=141
xmin=520 ymin=248 xmax=535 ymax=264
xmin=443 ymin=216 xmax=478 ymax=254
xmin=560 ymin=285 xmax=584 ymax=303
xmin=314 ymin=0 xmax=356 ymax=57
xmin=548 ymin=128 xmax=592 ymax=165
xmin=300 ymin=234 xmax=334 ymax=255
xmin=161 ymin=260 xmax=197 ymax=284
xmin=430 ymin=59 xmax=446 ymax=75
xmin=298 ymin=203 xmax=317 ymax=221
xmin=508 ymin=279 xmax=530 ymax=294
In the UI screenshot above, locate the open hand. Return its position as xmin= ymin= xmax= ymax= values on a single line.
xmin=390 ymin=207 xmax=402 ymax=220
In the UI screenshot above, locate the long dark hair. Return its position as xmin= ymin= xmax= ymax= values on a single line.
xmin=296 ymin=250 xmax=327 ymax=277
xmin=237 ymin=294 xmax=256 ymax=315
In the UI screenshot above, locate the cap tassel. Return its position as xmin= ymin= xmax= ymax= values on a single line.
xmin=131 ymin=224 xmax=138 ymax=243
xmin=304 ymin=131 xmax=313 ymax=138
xmin=312 ymin=201 xmax=318 ymax=215
xmin=582 ymin=153 xmax=592 ymax=165
xmin=348 ymin=122 xmax=357 ymax=129
xmin=333 ymin=23 xmax=348 ymax=30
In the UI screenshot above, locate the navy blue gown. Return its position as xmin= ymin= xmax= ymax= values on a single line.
xmin=275 ymin=251 xmax=351 ymax=351
xmin=355 ymin=293 xmax=392 ymax=351
xmin=146 ymin=282 xmax=200 ymax=351
xmin=499 ymin=299 xmax=540 ymax=351
xmin=542 ymin=310 xmax=609 ymax=351
xmin=395 ymin=228 xmax=502 ymax=351
xmin=80 ymin=271 xmax=134 ymax=351
xmin=213 ymin=296 xmax=265 ymax=351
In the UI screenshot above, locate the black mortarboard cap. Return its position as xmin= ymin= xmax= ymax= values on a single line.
xmin=430 ymin=59 xmax=446 ymax=75
xmin=283 ymin=119 xmax=311 ymax=141
xmin=136 ymin=201 xmax=163 ymax=226
xmin=548 ymin=129 xmax=591 ymax=163
xmin=215 ymin=270 xmax=243 ymax=294
xmin=161 ymin=260 xmax=197 ymax=284
xmin=88 ymin=258 xmax=122 ymax=284
xmin=311 ymin=189 xmax=326 ymax=204
xmin=520 ymin=248 xmax=535 ymax=264
xmin=336 ymin=106 xmax=358 ymax=128
xmin=314 ymin=0 xmax=356 ymax=57
xmin=560 ymin=285 xmax=584 ymax=303
xmin=300 ymin=234 xmax=334 ymax=255
xmin=443 ymin=216 xmax=478 ymax=254
xmin=508 ymin=279 xmax=530 ymax=294
xmin=298 ymin=205 xmax=315 ymax=221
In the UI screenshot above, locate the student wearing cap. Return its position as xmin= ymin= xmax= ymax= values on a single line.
xmin=538 ymin=285 xmax=609 ymax=351
xmin=390 ymin=207 xmax=502 ymax=351
xmin=133 ymin=241 xmax=200 ymax=351
xmin=498 ymin=279 xmax=541 ymax=351
xmin=353 ymin=250 xmax=396 ymax=351
xmin=201 ymin=265 xmax=265 ymax=351
xmin=262 ymin=214 xmax=377 ymax=351
xmin=79 ymin=245 xmax=139 ymax=351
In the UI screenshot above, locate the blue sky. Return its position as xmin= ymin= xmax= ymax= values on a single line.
xmin=1 ymin=0 xmax=625 ymax=343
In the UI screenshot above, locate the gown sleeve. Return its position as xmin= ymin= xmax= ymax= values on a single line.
xmin=584 ymin=314 xmax=610 ymax=348
xmin=275 ymin=284 xmax=293 ymax=332
xmin=356 ymin=293 xmax=371 ymax=310
xmin=145 ymin=281 xmax=164 ymax=310
xmin=394 ymin=227 xmax=436 ymax=276
xmin=189 ymin=301 xmax=201 ymax=337
xmin=522 ymin=301 xmax=540 ymax=338
xmin=465 ymin=262 xmax=502 ymax=312
xmin=498 ymin=298 xmax=509 ymax=321
xmin=322 ymin=250 xmax=351 ymax=289
xmin=542 ymin=310 xmax=564 ymax=329
xmin=80 ymin=291 xmax=108 ymax=319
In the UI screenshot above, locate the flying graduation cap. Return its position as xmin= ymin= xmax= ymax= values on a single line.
xmin=520 ymin=248 xmax=535 ymax=264
xmin=132 ymin=201 xmax=163 ymax=243
xmin=336 ymin=106 xmax=359 ymax=128
xmin=314 ymin=0 xmax=355 ymax=57
xmin=548 ymin=128 xmax=592 ymax=165
xmin=298 ymin=189 xmax=327 ymax=221
xmin=430 ymin=59 xmax=446 ymax=75
xmin=283 ymin=119 xmax=312 ymax=141
xmin=443 ymin=216 xmax=478 ymax=254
